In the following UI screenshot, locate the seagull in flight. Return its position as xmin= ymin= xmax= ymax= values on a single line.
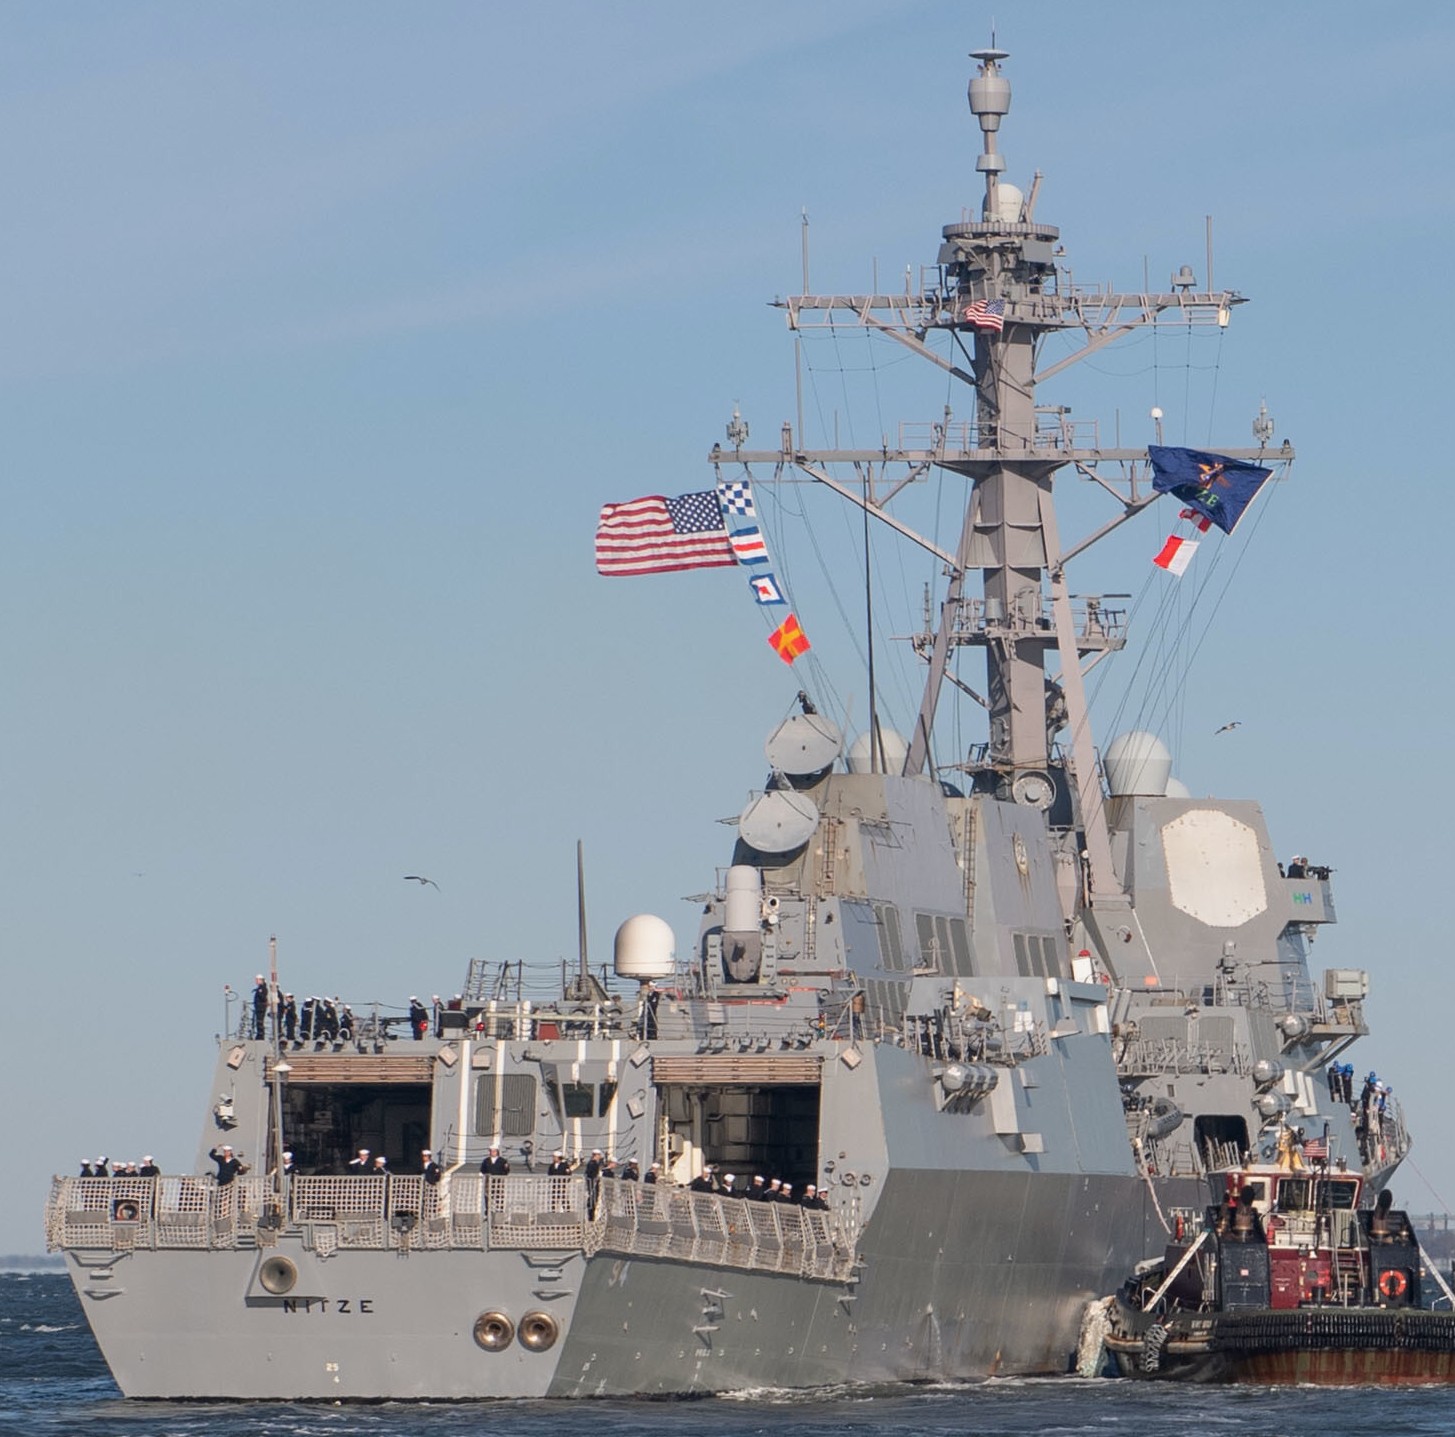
xmin=1213 ymin=721 xmax=1242 ymax=735
xmin=404 ymin=875 xmax=440 ymax=890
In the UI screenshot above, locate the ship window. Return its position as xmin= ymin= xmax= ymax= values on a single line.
xmin=948 ymin=918 xmax=974 ymax=976
xmin=865 ymin=978 xmax=908 ymax=1031
xmin=1014 ymin=932 xmax=1048 ymax=977
xmin=597 ymin=1080 xmax=618 ymax=1117
xmin=1036 ymin=935 xmax=1062 ymax=979
xmin=913 ymin=913 xmax=949 ymax=973
xmin=873 ymin=902 xmax=905 ymax=972
xmin=560 ymin=1082 xmax=595 ymax=1119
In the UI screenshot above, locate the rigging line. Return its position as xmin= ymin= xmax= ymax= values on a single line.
xmin=805 ymin=327 xmax=919 ymax=738
xmin=1133 ymin=546 xmax=1222 ymax=739
xmin=1166 ymin=471 xmax=1283 ymax=690
xmin=1400 ymin=1150 xmax=1452 ymax=1215
xmin=827 ymin=322 xmax=858 ymax=453
xmin=1181 ymin=319 xmax=1194 ymax=446
xmin=1091 ymin=555 xmax=1181 ymax=734
xmin=1204 ymin=328 xmax=1226 ymax=449
xmin=862 ymin=330 xmax=923 ymax=729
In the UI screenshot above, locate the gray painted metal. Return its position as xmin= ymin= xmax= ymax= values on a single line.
xmin=47 ymin=47 xmax=1408 ymax=1400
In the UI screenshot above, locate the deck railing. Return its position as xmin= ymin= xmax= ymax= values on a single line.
xmin=45 ymin=1173 xmax=858 ymax=1282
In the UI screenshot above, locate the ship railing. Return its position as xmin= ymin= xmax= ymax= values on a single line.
xmin=46 ymin=1175 xmax=224 ymax=1252
xmin=1114 ymin=1038 xmax=1251 ymax=1079
xmin=589 ymin=1181 xmax=858 ymax=1282
xmin=480 ymin=1174 xmax=591 ymax=1251
xmin=47 ymin=1173 xmax=859 ymax=1277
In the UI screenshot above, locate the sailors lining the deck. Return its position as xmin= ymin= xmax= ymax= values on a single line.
xmin=251 ymin=976 xmax=269 ymax=1039
xmin=585 ymin=1149 xmax=605 ymax=1217
xmin=70 ymin=1139 xmax=836 ymax=1214
xmin=209 ymin=1145 xmax=247 ymax=1186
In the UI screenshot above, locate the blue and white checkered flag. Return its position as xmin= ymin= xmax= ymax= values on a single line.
xmin=717 ymin=478 xmax=756 ymax=518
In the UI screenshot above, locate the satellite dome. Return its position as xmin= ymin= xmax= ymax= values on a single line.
xmin=1164 ymin=776 xmax=1192 ymax=799
xmin=991 ymin=181 xmax=1023 ymax=224
xmin=613 ymin=914 xmax=675 ymax=981
xmin=845 ymin=729 xmax=909 ymax=775
xmin=1102 ymin=731 xmax=1172 ymax=797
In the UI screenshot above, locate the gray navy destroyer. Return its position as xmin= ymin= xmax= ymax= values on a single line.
xmin=46 ymin=48 xmax=1409 ymax=1399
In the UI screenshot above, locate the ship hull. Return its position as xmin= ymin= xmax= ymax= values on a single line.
xmin=1104 ymin=1302 xmax=1455 ymax=1387
xmin=69 ymin=1167 xmax=1158 ymax=1399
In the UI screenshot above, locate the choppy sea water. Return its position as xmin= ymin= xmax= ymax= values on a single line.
xmin=3 ymin=1271 xmax=1453 ymax=1437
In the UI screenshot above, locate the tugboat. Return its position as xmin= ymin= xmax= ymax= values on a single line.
xmin=43 ymin=46 xmax=1412 ymax=1400
xmin=1103 ymin=1128 xmax=1455 ymax=1384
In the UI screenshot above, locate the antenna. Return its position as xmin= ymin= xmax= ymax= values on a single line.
xmin=564 ymin=840 xmax=608 ymax=1005
xmin=577 ymin=839 xmax=588 ymax=982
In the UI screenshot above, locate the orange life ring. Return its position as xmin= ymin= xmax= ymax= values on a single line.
xmin=1379 ymin=1269 xmax=1408 ymax=1300
xmin=1174 ymin=1214 xmax=1185 ymax=1241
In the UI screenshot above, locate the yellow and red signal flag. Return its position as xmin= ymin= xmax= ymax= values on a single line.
xmin=768 ymin=613 xmax=811 ymax=664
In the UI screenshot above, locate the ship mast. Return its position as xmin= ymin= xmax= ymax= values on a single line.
xmin=716 ymin=48 xmax=1292 ymax=942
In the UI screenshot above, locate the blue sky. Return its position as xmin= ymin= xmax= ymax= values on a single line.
xmin=2 ymin=2 xmax=1451 ymax=1253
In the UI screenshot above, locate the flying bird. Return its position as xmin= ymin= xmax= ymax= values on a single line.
xmin=404 ymin=875 xmax=440 ymax=889
xmin=1213 ymin=721 xmax=1242 ymax=734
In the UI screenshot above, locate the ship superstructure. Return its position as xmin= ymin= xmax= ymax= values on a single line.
xmin=46 ymin=48 xmax=1406 ymax=1399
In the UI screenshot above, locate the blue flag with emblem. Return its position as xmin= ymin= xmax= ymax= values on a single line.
xmin=1148 ymin=445 xmax=1272 ymax=535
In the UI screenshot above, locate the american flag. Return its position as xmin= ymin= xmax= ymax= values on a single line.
xmin=595 ymin=491 xmax=735 ymax=577
xmin=1303 ymin=1136 xmax=1329 ymax=1162
xmin=962 ymin=298 xmax=1006 ymax=332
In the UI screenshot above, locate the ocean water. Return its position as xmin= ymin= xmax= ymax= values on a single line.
xmin=3 ymin=1272 xmax=1452 ymax=1437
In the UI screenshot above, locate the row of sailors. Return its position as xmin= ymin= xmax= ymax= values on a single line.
xmin=251 ymin=979 xmax=358 ymax=1043
xmin=687 ymin=1165 xmax=829 ymax=1209
xmin=79 ymin=1157 xmax=159 ymax=1178
xmin=90 ymin=1146 xmax=830 ymax=1209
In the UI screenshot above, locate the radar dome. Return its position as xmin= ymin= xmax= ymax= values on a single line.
xmin=846 ymin=729 xmax=909 ymax=775
xmin=990 ymin=182 xmax=1023 ymax=224
xmin=1103 ymin=731 xmax=1172 ymax=797
xmin=1164 ymin=777 xmax=1192 ymax=799
xmin=613 ymin=914 xmax=675 ymax=981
